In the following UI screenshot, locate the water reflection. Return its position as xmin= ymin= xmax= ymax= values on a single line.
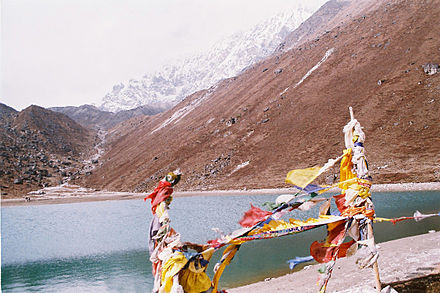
xmin=3 ymin=250 xmax=151 ymax=293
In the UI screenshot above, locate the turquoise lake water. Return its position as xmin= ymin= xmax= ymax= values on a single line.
xmin=2 ymin=191 xmax=440 ymax=292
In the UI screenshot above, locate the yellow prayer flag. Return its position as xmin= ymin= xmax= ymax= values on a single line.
xmin=285 ymin=166 xmax=322 ymax=188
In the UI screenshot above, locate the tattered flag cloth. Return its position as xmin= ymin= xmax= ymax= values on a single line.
xmin=300 ymin=184 xmax=329 ymax=194
xmin=333 ymin=193 xmax=375 ymax=219
xmin=285 ymin=155 xmax=343 ymax=189
xmin=233 ymin=215 xmax=349 ymax=243
xmin=287 ymin=255 xmax=315 ymax=270
xmin=239 ymin=204 xmax=272 ymax=228
xmin=144 ymin=180 xmax=173 ymax=214
xmin=160 ymin=249 xmax=214 ymax=293
xmin=285 ymin=166 xmax=322 ymax=188
xmin=212 ymin=244 xmax=240 ymax=293
xmin=310 ymin=219 xmax=355 ymax=263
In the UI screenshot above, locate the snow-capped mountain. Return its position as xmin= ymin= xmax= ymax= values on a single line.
xmin=99 ymin=6 xmax=318 ymax=113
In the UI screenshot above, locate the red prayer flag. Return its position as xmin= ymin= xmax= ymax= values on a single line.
xmin=144 ymin=180 xmax=173 ymax=214
xmin=310 ymin=219 xmax=355 ymax=263
xmin=239 ymin=204 xmax=272 ymax=228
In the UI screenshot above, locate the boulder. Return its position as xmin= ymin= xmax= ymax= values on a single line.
xmin=422 ymin=63 xmax=439 ymax=75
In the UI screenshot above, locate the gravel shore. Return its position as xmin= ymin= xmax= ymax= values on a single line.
xmin=2 ymin=182 xmax=440 ymax=206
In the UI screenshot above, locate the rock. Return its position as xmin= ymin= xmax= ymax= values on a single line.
xmin=14 ymin=178 xmax=23 ymax=184
xmin=39 ymin=169 xmax=49 ymax=177
xmin=422 ymin=63 xmax=439 ymax=75
xmin=226 ymin=117 xmax=238 ymax=126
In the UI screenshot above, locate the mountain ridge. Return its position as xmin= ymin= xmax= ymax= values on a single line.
xmin=99 ymin=6 xmax=319 ymax=113
xmin=50 ymin=104 xmax=167 ymax=130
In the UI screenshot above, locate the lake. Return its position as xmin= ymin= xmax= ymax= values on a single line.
xmin=2 ymin=191 xmax=440 ymax=292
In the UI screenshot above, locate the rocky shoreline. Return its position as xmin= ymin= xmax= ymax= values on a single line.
xmin=1 ymin=182 xmax=440 ymax=207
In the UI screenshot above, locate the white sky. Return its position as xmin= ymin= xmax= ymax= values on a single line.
xmin=1 ymin=0 xmax=326 ymax=111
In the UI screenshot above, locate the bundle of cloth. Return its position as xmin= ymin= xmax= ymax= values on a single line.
xmin=145 ymin=169 xmax=215 ymax=293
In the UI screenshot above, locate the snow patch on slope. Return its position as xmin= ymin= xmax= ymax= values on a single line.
xmin=294 ymin=48 xmax=335 ymax=88
xmin=152 ymin=86 xmax=218 ymax=133
xmin=277 ymin=47 xmax=335 ymax=97
xmin=230 ymin=161 xmax=250 ymax=175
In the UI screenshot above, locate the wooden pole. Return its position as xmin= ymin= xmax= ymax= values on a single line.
xmin=345 ymin=107 xmax=380 ymax=291
xmin=367 ymin=221 xmax=381 ymax=292
xmin=349 ymin=106 xmax=354 ymax=121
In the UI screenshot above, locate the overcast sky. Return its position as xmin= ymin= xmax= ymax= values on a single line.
xmin=1 ymin=0 xmax=326 ymax=111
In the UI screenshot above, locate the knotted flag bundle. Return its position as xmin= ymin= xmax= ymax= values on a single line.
xmin=144 ymin=109 xmax=439 ymax=293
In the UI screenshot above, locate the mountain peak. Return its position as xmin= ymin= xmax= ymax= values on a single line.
xmin=99 ymin=6 xmax=319 ymax=113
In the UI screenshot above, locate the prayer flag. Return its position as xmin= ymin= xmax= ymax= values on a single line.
xmin=285 ymin=166 xmax=322 ymax=188
xmin=287 ymin=256 xmax=314 ymax=270
xmin=239 ymin=204 xmax=272 ymax=228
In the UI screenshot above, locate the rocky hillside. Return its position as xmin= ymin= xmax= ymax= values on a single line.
xmin=0 ymin=105 xmax=96 ymax=197
xmin=83 ymin=0 xmax=440 ymax=193
xmin=50 ymin=104 xmax=167 ymax=130
xmin=0 ymin=103 xmax=18 ymax=123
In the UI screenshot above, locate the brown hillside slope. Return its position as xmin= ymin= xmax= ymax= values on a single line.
xmin=84 ymin=0 xmax=440 ymax=193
